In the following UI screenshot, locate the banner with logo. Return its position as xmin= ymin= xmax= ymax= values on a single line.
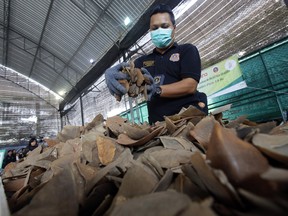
xmin=197 ymin=55 xmax=246 ymax=98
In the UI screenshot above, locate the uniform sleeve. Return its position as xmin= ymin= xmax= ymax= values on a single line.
xmin=134 ymin=57 xmax=142 ymax=69
xmin=180 ymin=44 xmax=201 ymax=83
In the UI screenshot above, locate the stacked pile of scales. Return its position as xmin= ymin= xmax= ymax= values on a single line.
xmin=111 ymin=62 xmax=152 ymax=102
xmin=2 ymin=106 xmax=288 ymax=216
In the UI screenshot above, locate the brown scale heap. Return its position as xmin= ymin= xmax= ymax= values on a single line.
xmin=1 ymin=106 xmax=288 ymax=216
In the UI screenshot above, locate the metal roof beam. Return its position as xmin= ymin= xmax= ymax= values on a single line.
xmin=28 ymin=0 xmax=55 ymax=77
xmin=0 ymin=26 xmax=82 ymax=76
xmin=70 ymin=0 xmax=116 ymax=43
xmin=50 ymin=0 xmax=116 ymax=90
xmin=9 ymin=40 xmax=75 ymax=88
xmin=2 ymin=0 xmax=11 ymax=67
xmin=0 ymin=67 xmax=59 ymax=110
xmin=90 ymin=0 xmax=123 ymax=28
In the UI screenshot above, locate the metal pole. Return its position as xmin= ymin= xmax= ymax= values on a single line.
xmin=135 ymin=97 xmax=141 ymax=123
xmin=123 ymin=94 xmax=129 ymax=120
xmin=79 ymin=95 xmax=85 ymax=126
xmin=60 ymin=113 xmax=63 ymax=130
xmin=139 ymin=102 xmax=144 ymax=123
xmin=122 ymin=51 xmax=135 ymax=122
xmin=36 ymin=102 xmax=40 ymax=136
xmin=128 ymin=97 xmax=134 ymax=123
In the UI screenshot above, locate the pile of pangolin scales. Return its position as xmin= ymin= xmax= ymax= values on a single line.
xmin=2 ymin=105 xmax=288 ymax=216
xmin=114 ymin=62 xmax=151 ymax=101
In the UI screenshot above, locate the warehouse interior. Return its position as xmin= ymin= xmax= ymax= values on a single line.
xmin=0 ymin=0 xmax=288 ymax=215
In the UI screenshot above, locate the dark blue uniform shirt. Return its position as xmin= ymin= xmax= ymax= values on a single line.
xmin=134 ymin=42 xmax=207 ymax=124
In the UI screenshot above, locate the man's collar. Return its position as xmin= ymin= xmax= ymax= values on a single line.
xmin=153 ymin=42 xmax=178 ymax=54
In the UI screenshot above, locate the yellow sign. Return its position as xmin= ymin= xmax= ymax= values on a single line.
xmin=198 ymin=55 xmax=245 ymax=97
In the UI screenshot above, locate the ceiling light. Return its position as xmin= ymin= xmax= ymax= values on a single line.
xmin=58 ymin=90 xmax=66 ymax=96
xmin=238 ymin=50 xmax=246 ymax=57
xmin=124 ymin=17 xmax=131 ymax=26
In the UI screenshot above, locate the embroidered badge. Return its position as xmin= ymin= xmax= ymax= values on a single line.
xmin=143 ymin=60 xmax=155 ymax=67
xmin=169 ymin=53 xmax=180 ymax=62
xmin=154 ymin=75 xmax=165 ymax=85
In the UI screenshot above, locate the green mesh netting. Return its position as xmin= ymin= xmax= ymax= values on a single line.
xmin=210 ymin=38 xmax=288 ymax=122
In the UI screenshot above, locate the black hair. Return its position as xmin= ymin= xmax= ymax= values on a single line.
xmin=150 ymin=4 xmax=175 ymax=25
xmin=29 ymin=137 xmax=38 ymax=145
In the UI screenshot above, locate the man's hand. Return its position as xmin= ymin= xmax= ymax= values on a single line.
xmin=141 ymin=68 xmax=156 ymax=101
xmin=105 ymin=62 xmax=130 ymax=98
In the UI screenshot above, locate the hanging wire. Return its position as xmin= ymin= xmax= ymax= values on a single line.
xmin=245 ymin=86 xmax=288 ymax=95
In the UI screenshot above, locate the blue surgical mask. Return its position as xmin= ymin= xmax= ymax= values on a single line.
xmin=150 ymin=28 xmax=173 ymax=48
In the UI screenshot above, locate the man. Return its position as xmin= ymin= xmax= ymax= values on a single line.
xmin=105 ymin=4 xmax=207 ymax=124
xmin=26 ymin=137 xmax=39 ymax=152
xmin=2 ymin=150 xmax=15 ymax=168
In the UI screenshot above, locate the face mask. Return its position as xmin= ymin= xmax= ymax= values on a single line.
xmin=150 ymin=28 xmax=173 ymax=48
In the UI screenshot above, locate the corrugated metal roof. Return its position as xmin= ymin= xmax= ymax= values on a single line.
xmin=0 ymin=0 xmax=155 ymax=99
xmin=10 ymin=0 xmax=49 ymax=42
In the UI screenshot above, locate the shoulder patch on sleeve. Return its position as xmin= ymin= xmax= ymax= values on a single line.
xmin=143 ymin=60 xmax=155 ymax=67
